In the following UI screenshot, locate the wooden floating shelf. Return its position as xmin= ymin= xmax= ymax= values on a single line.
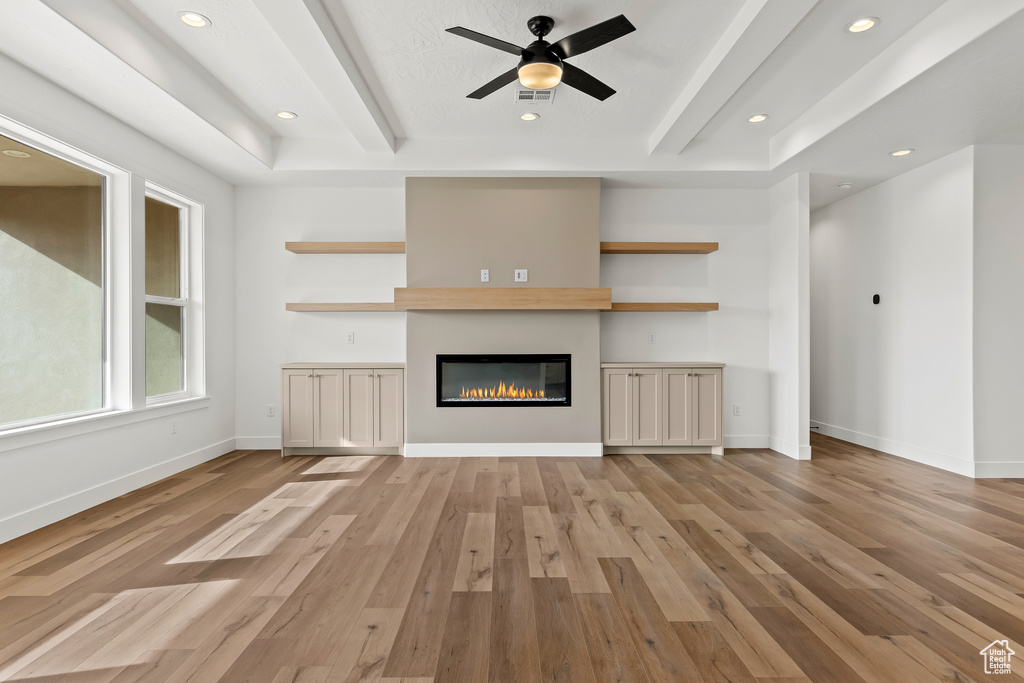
xmin=608 ymin=302 xmax=719 ymax=312
xmin=285 ymin=241 xmax=717 ymax=255
xmin=600 ymin=242 xmax=718 ymax=255
xmin=394 ymin=287 xmax=612 ymax=311
xmin=285 ymin=302 xmax=396 ymax=312
xmin=285 ymin=242 xmax=406 ymax=254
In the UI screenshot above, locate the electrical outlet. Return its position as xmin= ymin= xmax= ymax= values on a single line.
xmin=170 ymin=420 xmax=177 ymax=435
xmin=514 ymin=269 xmax=528 ymax=283
xmin=346 ymin=332 xmax=355 ymax=345
xmin=266 ymin=404 xmax=275 ymax=418
xmin=732 ymin=404 xmax=741 ymax=416
xmin=480 ymin=269 xmax=489 ymax=283
xmin=648 ymin=332 xmax=656 ymax=344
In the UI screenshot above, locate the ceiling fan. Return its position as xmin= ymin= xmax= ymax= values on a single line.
xmin=445 ymin=14 xmax=636 ymax=101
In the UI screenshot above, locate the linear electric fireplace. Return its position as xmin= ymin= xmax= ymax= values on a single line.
xmin=437 ymin=354 xmax=571 ymax=407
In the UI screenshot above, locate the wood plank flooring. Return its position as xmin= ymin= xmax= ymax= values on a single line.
xmin=2 ymin=433 xmax=1024 ymax=681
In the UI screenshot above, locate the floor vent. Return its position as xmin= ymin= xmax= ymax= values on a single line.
xmin=514 ymin=88 xmax=555 ymax=104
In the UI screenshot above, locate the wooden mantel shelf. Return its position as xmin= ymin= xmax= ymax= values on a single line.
xmin=601 ymin=242 xmax=718 ymax=254
xmin=286 ymin=242 xmax=405 ymax=254
xmin=394 ymin=287 xmax=612 ymax=310
xmin=609 ymin=302 xmax=719 ymax=312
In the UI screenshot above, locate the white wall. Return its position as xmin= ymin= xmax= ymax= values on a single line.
xmin=768 ymin=174 xmax=811 ymax=459
xmin=600 ymin=188 xmax=770 ymax=448
xmin=810 ymin=148 xmax=975 ymax=475
xmin=0 ymin=54 xmax=236 ymax=543
xmin=234 ymin=187 xmax=406 ymax=446
xmin=972 ymin=145 xmax=1024 ymax=477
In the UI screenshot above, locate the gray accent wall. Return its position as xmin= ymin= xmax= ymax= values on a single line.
xmin=405 ymin=177 xmax=601 ymax=445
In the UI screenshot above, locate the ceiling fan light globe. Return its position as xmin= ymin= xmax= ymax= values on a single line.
xmin=518 ymin=62 xmax=562 ymax=89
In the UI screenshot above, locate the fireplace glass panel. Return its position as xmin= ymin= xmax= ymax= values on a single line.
xmin=437 ymin=354 xmax=570 ymax=407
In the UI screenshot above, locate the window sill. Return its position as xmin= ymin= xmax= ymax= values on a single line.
xmin=0 ymin=397 xmax=210 ymax=454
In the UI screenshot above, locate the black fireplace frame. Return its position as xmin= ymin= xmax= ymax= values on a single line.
xmin=436 ymin=353 xmax=571 ymax=407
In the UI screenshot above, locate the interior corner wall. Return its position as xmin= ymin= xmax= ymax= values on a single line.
xmin=0 ymin=53 xmax=236 ymax=543
xmin=972 ymin=145 xmax=1024 ymax=478
xmin=809 ymin=148 xmax=975 ymax=476
xmin=768 ymin=173 xmax=811 ymax=459
xmin=234 ymin=186 xmax=407 ymax=448
xmin=599 ymin=188 xmax=770 ymax=448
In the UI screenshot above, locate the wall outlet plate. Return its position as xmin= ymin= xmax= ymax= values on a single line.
xmin=515 ymin=269 xmax=528 ymax=282
xmin=346 ymin=332 xmax=355 ymax=344
xmin=732 ymin=404 xmax=741 ymax=416
xmin=481 ymin=269 xmax=489 ymax=282
xmin=267 ymin=404 xmax=275 ymax=417
xmin=648 ymin=333 xmax=656 ymax=344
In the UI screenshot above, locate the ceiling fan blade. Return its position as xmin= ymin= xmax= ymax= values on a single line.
xmin=559 ymin=62 xmax=616 ymax=101
xmin=550 ymin=14 xmax=636 ymax=59
xmin=446 ymin=26 xmax=524 ymax=56
xmin=466 ymin=67 xmax=520 ymax=99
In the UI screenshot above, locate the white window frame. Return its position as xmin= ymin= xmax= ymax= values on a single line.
xmin=144 ymin=183 xmax=204 ymax=407
xmin=0 ymin=118 xmax=120 ymax=431
xmin=0 ymin=116 xmax=209 ymax=453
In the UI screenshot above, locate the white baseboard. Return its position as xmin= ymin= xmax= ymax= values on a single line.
xmin=236 ymin=436 xmax=281 ymax=450
xmin=723 ymin=435 xmax=770 ymax=449
xmin=973 ymin=461 xmax=1024 ymax=479
xmin=810 ymin=420 xmax=974 ymax=477
xmin=0 ymin=438 xmax=236 ymax=545
xmin=769 ymin=436 xmax=812 ymax=460
xmin=405 ymin=442 xmax=603 ymax=458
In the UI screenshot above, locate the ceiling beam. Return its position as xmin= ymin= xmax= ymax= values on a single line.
xmin=37 ymin=0 xmax=275 ymax=167
xmin=252 ymin=0 xmax=395 ymax=154
xmin=770 ymin=0 xmax=1024 ymax=168
xmin=648 ymin=0 xmax=817 ymax=156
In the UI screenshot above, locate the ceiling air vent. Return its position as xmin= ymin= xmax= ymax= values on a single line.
xmin=514 ymin=88 xmax=555 ymax=104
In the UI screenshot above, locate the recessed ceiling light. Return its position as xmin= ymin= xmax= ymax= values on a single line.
xmin=889 ymin=148 xmax=914 ymax=157
xmin=2 ymin=149 xmax=31 ymax=158
xmin=836 ymin=182 xmax=853 ymax=190
xmin=748 ymin=114 xmax=768 ymax=123
xmin=178 ymin=11 xmax=210 ymax=28
xmin=520 ymin=112 xmax=540 ymax=121
xmin=847 ymin=17 xmax=878 ymax=33
xmin=276 ymin=111 xmax=298 ymax=120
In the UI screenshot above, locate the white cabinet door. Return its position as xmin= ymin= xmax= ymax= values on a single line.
xmin=692 ymin=368 xmax=723 ymax=447
xmin=313 ymin=369 xmax=344 ymax=447
xmin=602 ymin=367 xmax=633 ymax=446
xmin=632 ymin=368 xmax=663 ymax=446
xmin=281 ymin=369 xmax=314 ymax=448
xmin=374 ymin=368 xmax=404 ymax=448
xmin=343 ymin=369 xmax=375 ymax=448
xmin=662 ymin=368 xmax=693 ymax=446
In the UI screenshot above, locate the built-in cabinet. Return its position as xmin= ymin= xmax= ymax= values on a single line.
xmin=602 ymin=363 xmax=724 ymax=454
xmin=281 ymin=363 xmax=404 ymax=455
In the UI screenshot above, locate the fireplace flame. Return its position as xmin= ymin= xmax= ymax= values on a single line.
xmin=460 ymin=381 xmax=545 ymax=400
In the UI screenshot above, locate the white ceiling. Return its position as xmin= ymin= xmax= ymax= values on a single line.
xmin=1 ymin=0 xmax=1022 ymax=208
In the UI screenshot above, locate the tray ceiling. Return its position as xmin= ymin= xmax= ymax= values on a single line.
xmin=0 ymin=0 xmax=1022 ymax=208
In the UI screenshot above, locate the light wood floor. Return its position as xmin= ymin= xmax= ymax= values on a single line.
xmin=2 ymin=434 xmax=1024 ymax=682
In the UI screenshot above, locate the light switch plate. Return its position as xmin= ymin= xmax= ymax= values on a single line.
xmin=481 ymin=269 xmax=489 ymax=282
xmin=515 ymin=269 xmax=528 ymax=282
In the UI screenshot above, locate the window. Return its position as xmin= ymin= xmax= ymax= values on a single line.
xmin=0 ymin=117 xmax=205 ymax=440
xmin=145 ymin=195 xmax=186 ymax=398
xmin=0 ymin=132 xmax=107 ymax=429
